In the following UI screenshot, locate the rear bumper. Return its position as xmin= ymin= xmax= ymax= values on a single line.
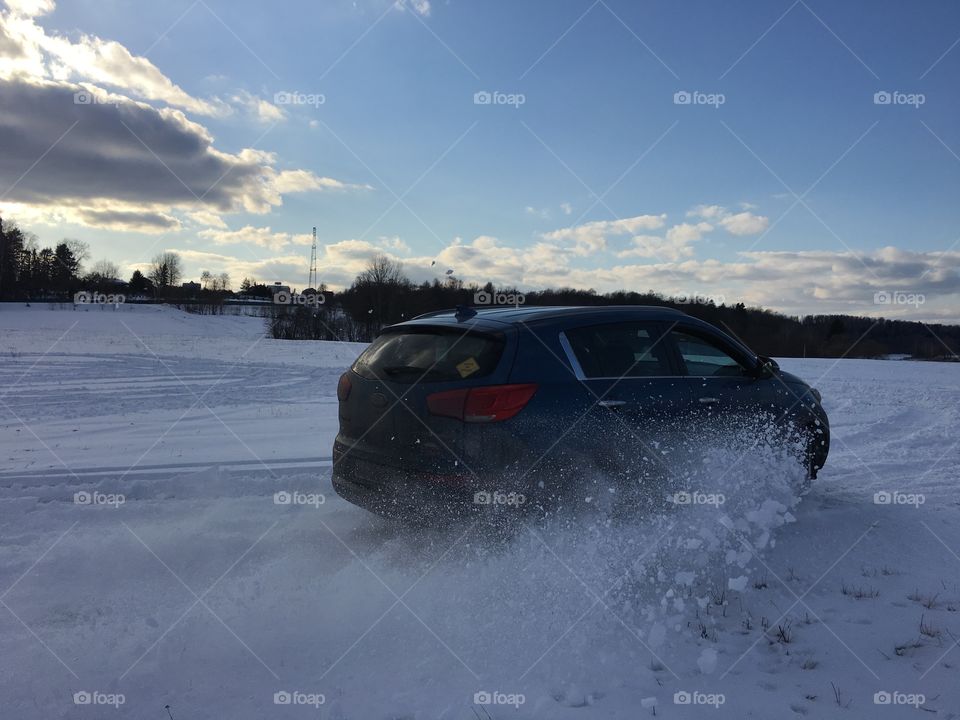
xmin=332 ymin=474 xmax=422 ymax=519
xmin=332 ymin=473 xmax=476 ymax=519
xmin=332 ymin=442 xmax=478 ymax=520
xmin=331 ymin=438 xmax=545 ymax=521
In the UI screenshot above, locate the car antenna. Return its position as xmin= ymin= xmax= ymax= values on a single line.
xmin=454 ymin=305 xmax=477 ymax=322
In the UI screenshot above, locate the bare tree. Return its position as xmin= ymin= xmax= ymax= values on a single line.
xmin=89 ymin=259 xmax=121 ymax=281
xmin=355 ymin=254 xmax=408 ymax=327
xmin=22 ymin=230 xmax=38 ymax=253
xmin=200 ymin=270 xmax=212 ymax=290
xmin=357 ymin=254 xmax=406 ymax=286
xmin=217 ymin=272 xmax=231 ymax=292
xmin=148 ymin=251 xmax=182 ymax=289
xmin=64 ymin=239 xmax=90 ymax=275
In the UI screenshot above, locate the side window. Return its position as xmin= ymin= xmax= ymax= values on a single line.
xmin=563 ymin=322 xmax=672 ymax=378
xmin=671 ymin=330 xmax=750 ymax=377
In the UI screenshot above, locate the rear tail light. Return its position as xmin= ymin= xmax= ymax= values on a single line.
xmin=337 ymin=372 xmax=352 ymax=401
xmin=427 ymin=384 xmax=538 ymax=423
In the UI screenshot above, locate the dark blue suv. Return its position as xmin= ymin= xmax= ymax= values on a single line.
xmin=333 ymin=306 xmax=829 ymax=518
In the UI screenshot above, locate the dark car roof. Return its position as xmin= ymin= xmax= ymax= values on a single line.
xmin=408 ymin=305 xmax=687 ymax=326
xmin=394 ymin=305 xmax=759 ymax=364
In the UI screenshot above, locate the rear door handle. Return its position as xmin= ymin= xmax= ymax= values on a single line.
xmin=698 ymin=397 xmax=720 ymax=404
xmin=598 ymin=399 xmax=627 ymax=408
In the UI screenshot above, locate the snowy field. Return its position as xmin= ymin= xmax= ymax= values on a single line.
xmin=1 ymin=304 xmax=958 ymax=719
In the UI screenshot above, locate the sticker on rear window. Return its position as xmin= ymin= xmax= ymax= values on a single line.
xmin=456 ymin=357 xmax=480 ymax=378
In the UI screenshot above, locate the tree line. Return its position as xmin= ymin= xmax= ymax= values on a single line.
xmin=2 ymin=218 xmax=957 ymax=359
xmin=274 ymin=254 xmax=960 ymax=361
xmin=0 ymin=216 xmax=208 ymax=300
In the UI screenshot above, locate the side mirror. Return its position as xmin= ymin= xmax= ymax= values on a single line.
xmin=756 ymin=356 xmax=780 ymax=377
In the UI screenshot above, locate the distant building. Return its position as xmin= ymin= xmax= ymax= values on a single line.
xmin=181 ymin=281 xmax=201 ymax=293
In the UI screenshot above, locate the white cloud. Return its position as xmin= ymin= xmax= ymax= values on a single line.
xmin=186 ymin=210 xmax=229 ymax=229
xmin=231 ymin=90 xmax=285 ymax=123
xmin=198 ymin=226 xmax=312 ymax=252
xmin=687 ymin=204 xmax=726 ymax=221
xmin=526 ymin=203 xmax=575 ymax=220
xmin=543 ymin=214 xmax=667 ymax=255
xmin=271 ymin=169 xmax=372 ymax=194
xmin=395 ymin=0 xmax=430 ymax=16
xmin=687 ymin=204 xmax=769 ymax=236
xmin=719 ymin=211 xmax=769 ymax=236
xmin=379 ymin=235 xmax=410 ymax=253
xmin=3 ymin=0 xmax=54 ymax=18
xmin=0 ymin=4 xmax=227 ymax=115
xmin=1 ymin=199 xmax=181 ymax=233
xmin=616 ymin=234 xmax=695 ymax=262
xmin=666 ymin=221 xmax=712 ymax=244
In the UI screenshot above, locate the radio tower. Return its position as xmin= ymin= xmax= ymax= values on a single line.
xmin=307 ymin=226 xmax=318 ymax=289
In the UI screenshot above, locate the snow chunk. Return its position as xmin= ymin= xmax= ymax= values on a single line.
xmin=647 ymin=623 xmax=667 ymax=647
xmin=728 ymin=575 xmax=749 ymax=592
xmin=697 ymin=648 xmax=718 ymax=675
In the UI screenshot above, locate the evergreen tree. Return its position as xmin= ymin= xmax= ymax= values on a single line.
xmin=128 ymin=270 xmax=153 ymax=295
xmin=51 ymin=243 xmax=79 ymax=291
xmin=0 ymin=218 xmax=25 ymax=300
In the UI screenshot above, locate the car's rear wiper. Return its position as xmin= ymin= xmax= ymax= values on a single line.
xmin=381 ymin=365 xmax=422 ymax=375
xmin=381 ymin=365 xmax=454 ymax=380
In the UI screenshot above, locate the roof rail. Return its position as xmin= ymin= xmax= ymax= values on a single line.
xmin=410 ymin=308 xmax=456 ymax=320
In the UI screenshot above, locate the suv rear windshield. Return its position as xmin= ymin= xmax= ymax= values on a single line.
xmin=353 ymin=327 xmax=506 ymax=384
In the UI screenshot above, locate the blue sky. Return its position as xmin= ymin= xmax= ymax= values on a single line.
xmin=1 ymin=0 xmax=959 ymax=320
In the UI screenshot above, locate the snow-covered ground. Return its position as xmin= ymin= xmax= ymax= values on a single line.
xmin=0 ymin=304 xmax=957 ymax=719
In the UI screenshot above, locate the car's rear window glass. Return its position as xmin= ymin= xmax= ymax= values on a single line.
xmin=564 ymin=322 xmax=671 ymax=378
xmin=353 ymin=328 xmax=505 ymax=384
